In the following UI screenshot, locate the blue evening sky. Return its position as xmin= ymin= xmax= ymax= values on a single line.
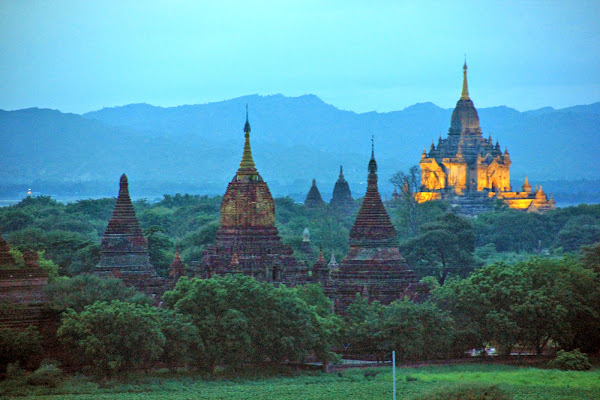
xmin=1 ymin=0 xmax=598 ymax=114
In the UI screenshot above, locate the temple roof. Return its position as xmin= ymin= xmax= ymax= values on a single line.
xmin=221 ymin=110 xmax=276 ymax=228
xmin=305 ymin=179 xmax=325 ymax=208
xmin=104 ymin=174 xmax=145 ymax=237
xmin=349 ymin=143 xmax=397 ymax=247
xmin=450 ymin=60 xmax=481 ymax=135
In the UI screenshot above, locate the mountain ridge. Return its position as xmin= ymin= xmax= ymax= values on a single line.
xmin=2 ymin=94 xmax=599 ymax=202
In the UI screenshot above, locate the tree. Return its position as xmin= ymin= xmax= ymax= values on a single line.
xmin=389 ymin=166 xmax=421 ymax=238
xmin=400 ymin=213 xmax=478 ymax=285
xmin=156 ymin=309 xmax=201 ymax=371
xmin=378 ymin=299 xmax=455 ymax=361
xmin=433 ymin=257 xmax=600 ymax=355
xmin=45 ymin=274 xmax=152 ymax=312
xmin=0 ymin=326 xmax=41 ymax=372
xmin=58 ymin=300 xmax=165 ymax=376
xmin=163 ymin=275 xmax=339 ymax=373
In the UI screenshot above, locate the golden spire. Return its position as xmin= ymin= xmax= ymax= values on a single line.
xmin=461 ymin=56 xmax=470 ymax=100
xmin=237 ymin=104 xmax=258 ymax=177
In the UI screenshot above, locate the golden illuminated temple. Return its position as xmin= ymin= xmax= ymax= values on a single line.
xmin=414 ymin=61 xmax=555 ymax=213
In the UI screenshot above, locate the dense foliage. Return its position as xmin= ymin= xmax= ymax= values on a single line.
xmin=432 ymin=256 xmax=600 ymax=355
xmin=163 ymin=275 xmax=340 ymax=373
xmin=0 ymin=326 xmax=42 ymax=372
xmin=58 ymin=300 xmax=167 ymax=376
xmin=343 ymin=295 xmax=456 ymax=360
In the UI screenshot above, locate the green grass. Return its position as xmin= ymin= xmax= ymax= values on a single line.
xmin=2 ymin=363 xmax=599 ymax=399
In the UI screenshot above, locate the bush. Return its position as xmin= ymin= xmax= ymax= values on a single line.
xmin=0 ymin=326 xmax=42 ymax=372
xmin=26 ymin=361 xmax=63 ymax=387
xmin=548 ymin=349 xmax=592 ymax=371
xmin=414 ymin=383 xmax=512 ymax=400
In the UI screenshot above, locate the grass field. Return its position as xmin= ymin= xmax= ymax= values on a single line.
xmin=2 ymin=363 xmax=599 ymax=399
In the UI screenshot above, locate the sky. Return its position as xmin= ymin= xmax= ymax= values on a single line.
xmin=1 ymin=0 xmax=599 ymax=114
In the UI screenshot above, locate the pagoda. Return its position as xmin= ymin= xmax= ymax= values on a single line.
xmin=332 ymin=140 xmax=419 ymax=310
xmin=304 ymin=179 xmax=326 ymax=209
xmin=200 ymin=109 xmax=308 ymax=284
xmin=169 ymin=248 xmax=186 ymax=282
xmin=95 ymin=174 xmax=162 ymax=293
xmin=330 ymin=165 xmax=354 ymax=213
xmin=414 ymin=61 xmax=554 ymax=214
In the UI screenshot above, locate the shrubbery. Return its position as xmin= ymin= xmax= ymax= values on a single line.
xmin=0 ymin=326 xmax=41 ymax=372
xmin=26 ymin=360 xmax=64 ymax=387
xmin=548 ymin=349 xmax=592 ymax=371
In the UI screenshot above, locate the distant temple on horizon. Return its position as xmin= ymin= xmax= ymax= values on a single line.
xmin=200 ymin=109 xmax=309 ymax=284
xmin=414 ymin=61 xmax=555 ymax=214
xmin=303 ymin=166 xmax=355 ymax=214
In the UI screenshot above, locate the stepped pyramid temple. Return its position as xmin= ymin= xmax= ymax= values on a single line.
xmin=304 ymin=179 xmax=326 ymax=208
xmin=200 ymin=110 xmax=309 ymax=284
xmin=95 ymin=174 xmax=164 ymax=294
xmin=330 ymin=166 xmax=355 ymax=213
xmin=0 ymin=229 xmax=53 ymax=330
xmin=329 ymin=141 xmax=420 ymax=310
xmin=414 ymin=61 xmax=555 ymax=214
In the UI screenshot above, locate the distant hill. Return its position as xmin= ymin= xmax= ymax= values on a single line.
xmin=2 ymin=94 xmax=599 ymax=202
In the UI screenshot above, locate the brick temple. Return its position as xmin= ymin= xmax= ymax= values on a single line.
xmin=0 ymin=229 xmax=53 ymax=330
xmin=304 ymin=179 xmax=326 ymax=209
xmin=94 ymin=174 xmax=164 ymax=294
xmin=330 ymin=166 xmax=355 ymax=213
xmin=327 ymin=142 xmax=420 ymax=310
xmin=414 ymin=61 xmax=555 ymax=214
xmin=200 ymin=110 xmax=309 ymax=284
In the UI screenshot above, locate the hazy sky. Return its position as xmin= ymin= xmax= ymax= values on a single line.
xmin=1 ymin=0 xmax=599 ymax=114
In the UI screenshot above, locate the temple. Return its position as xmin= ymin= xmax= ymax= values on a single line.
xmin=169 ymin=247 xmax=186 ymax=283
xmin=330 ymin=166 xmax=355 ymax=213
xmin=414 ymin=61 xmax=555 ymax=214
xmin=304 ymin=179 xmax=326 ymax=209
xmin=0 ymin=229 xmax=53 ymax=331
xmin=200 ymin=109 xmax=309 ymax=284
xmin=330 ymin=140 xmax=420 ymax=310
xmin=94 ymin=174 xmax=164 ymax=294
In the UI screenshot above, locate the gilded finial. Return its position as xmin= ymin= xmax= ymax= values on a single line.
xmin=461 ymin=56 xmax=470 ymax=100
xmin=237 ymin=106 xmax=258 ymax=177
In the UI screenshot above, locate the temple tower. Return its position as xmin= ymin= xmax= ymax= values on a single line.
xmin=415 ymin=61 xmax=553 ymax=213
xmin=330 ymin=165 xmax=354 ymax=213
xmin=201 ymin=109 xmax=308 ymax=284
xmin=332 ymin=140 xmax=419 ymax=310
xmin=304 ymin=179 xmax=326 ymax=209
xmin=95 ymin=174 xmax=161 ymax=293
xmin=169 ymin=248 xmax=186 ymax=282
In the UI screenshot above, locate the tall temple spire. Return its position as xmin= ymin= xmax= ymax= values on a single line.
xmin=237 ymin=105 xmax=258 ymax=178
xmin=349 ymin=140 xmax=396 ymax=246
xmin=368 ymin=135 xmax=377 ymax=174
xmin=461 ymin=57 xmax=470 ymax=100
xmin=339 ymin=165 xmax=344 ymax=179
